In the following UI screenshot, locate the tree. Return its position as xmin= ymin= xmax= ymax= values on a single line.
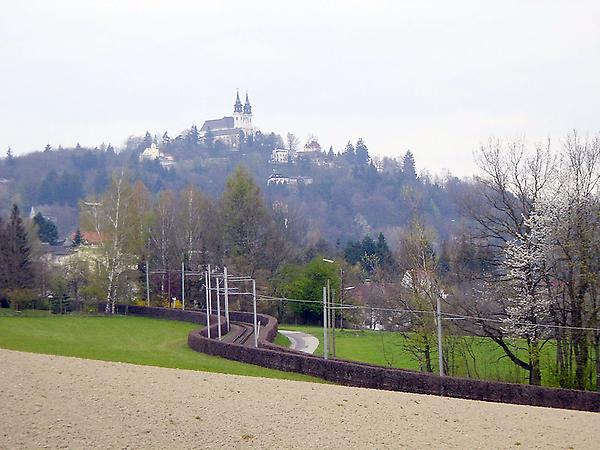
xmin=343 ymin=141 xmax=355 ymax=164
xmin=187 ymin=125 xmax=199 ymax=148
xmin=33 ymin=212 xmax=59 ymax=245
xmin=143 ymin=131 xmax=153 ymax=149
xmin=274 ymin=257 xmax=340 ymax=323
xmin=177 ymin=185 xmax=210 ymax=268
xmin=221 ymin=166 xmax=272 ymax=275
xmin=6 ymin=147 xmax=15 ymax=166
xmin=81 ymin=172 xmax=137 ymax=314
xmin=72 ymin=228 xmax=83 ymax=246
xmin=3 ymin=205 xmax=35 ymax=290
xmin=462 ymin=137 xmax=556 ymax=385
xmin=355 ymin=138 xmax=370 ymax=166
xmin=286 ymin=133 xmax=299 ymax=152
xmin=402 ymin=150 xmax=417 ymax=181
xmin=149 ymin=190 xmax=178 ymax=298
xmin=397 ymin=219 xmax=444 ymax=373
xmin=375 ymin=232 xmax=395 ymax=272
xmin=500 ymin=207 xmax=553 ymax=385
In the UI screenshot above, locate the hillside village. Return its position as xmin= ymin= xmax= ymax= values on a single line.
xmin=0 ymin=90 xmax=464 ymax=275
xmin=139 ymin=91 xmax=382 ymax=187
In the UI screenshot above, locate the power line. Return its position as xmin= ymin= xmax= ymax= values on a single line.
xmin=256 ymin=294 xmax=600 ymax=333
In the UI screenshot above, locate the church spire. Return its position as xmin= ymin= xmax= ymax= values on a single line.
xmin=234 ymin=89 xmax=243 ymax=113
xmin=244 ymin=92 xmax=252 ymax=115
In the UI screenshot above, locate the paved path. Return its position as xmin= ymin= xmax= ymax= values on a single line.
xmin=279 ymin=330 xmax=319 ymax=354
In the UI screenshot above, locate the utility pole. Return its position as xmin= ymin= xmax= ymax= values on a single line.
xmin=323 ymin=286 xmax=328 ymax=360
xmin=223 ymin=266 xmax=230 ymax=333
xmin=181 ymin=261 xmax=185 ymax=310
xmin=207 ymin=264 xmax=212 ymax=316
xmin=216 ymin=277 xmax=222 ymax=340
xmin=331 ymin=289 xmax=336 ymax=358
xmin=339 ymin=267 xmax=344 ymax=329
xmin=145 ymin=260 xmax=150 ymax=307
xmin=252 ymin=278 xmax=258 ymax=348
xmin=327 ymin=279 xmax=331 ymax=356
xmin=436 ymin=295 xmax=444 ymax=376
xmin=204 ymin=270 xmax=211 ymax=339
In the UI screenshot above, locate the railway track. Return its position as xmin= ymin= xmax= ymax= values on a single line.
xmin=223 ymin=321 xmax=255 ymax=346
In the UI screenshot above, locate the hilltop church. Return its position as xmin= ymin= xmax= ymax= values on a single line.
xmin=199 ymin=91 xmax=254 ymax=149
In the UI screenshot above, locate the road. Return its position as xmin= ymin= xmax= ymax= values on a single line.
xmin=279 ymin=330 xmax=319 ymax=354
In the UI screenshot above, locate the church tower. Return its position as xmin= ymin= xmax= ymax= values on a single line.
xmin=242 ymin=92 xmax=252 ymax=132
xmin=233 ymin=90 xmax=243 ymax=129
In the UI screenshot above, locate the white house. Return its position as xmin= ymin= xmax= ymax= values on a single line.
xmin=271 ymin=148 xmax=289 ymax=164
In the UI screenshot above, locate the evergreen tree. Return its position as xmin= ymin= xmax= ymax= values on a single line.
xmin=355 ymin=138 xmax=370 ymax=166
xmin=73 ymin=228 xmax=83 ymax=246
xmin=106 ymin=143 xmax=115 ymax=155
xmin=187 ymin=125 xmax=199 ymax=148
xmin=0 ymin=217 xmax=7 ymax=290
xmin=44 ymin=143 xmax=52 ymax=153
xmin=361 ymin=235 xmax=377 ymax=257
xmin=162 ymin=131 xmax=171 ymax=145
xmin=375 ymin=232 xmax=395 ymax=270
xmin=327 ymin=146 xmax=335 ymax=159
xmin=6 ymin=147 xmax=15 ymax=166
xmin=143 ymin=131 xmax=153 ymax=148
xmin=5 ymin=204 xmax=34 ymax=289
xmin=33 ymin=212 xmax=59 ymax=245
xmin=343 ymin=141 xmax=355 ymax=164
xmin=403 ymin=150 xmax=417 ymax=181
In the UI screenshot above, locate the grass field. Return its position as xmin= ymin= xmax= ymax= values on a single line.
xmin=0 ymin=310 xmax=317 ymax=382
xmin=273 ymin=332 xmax=292 ymax=348
xmin=282 ymin=324 xmax=563 ymax=386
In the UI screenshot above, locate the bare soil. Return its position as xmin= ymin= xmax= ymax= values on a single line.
xmin=1 ymin=349 xmax=598 ymax=449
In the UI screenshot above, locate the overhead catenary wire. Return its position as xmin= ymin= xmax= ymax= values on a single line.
xmin=256 ymin=294 xmax=600 ymax=333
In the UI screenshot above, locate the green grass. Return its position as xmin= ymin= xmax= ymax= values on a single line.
xmin=273 ymin=332 xmax=292 ymax=348
xmin=0 ymin=311 xmax=318 ymax=382
xmin=282 ymin=324 xmax=562 ymax=386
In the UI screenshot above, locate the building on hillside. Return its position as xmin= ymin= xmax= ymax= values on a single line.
xmin=270 ymin=148 xmax=289 ymax=164
xmin=296 ymin=139 xmax=322 ymax=156
xmin=267 ymin=173 xmax=314 ymax=186
xmin=69 ymin=231 xmax=106 ymax=247
xmin=199 ymin=91 xmax=254 ymax=149
xmin=139 ymin=143 xmax=175 ymax=167
xmin=40 ymin=243 xmax=74 ymax=266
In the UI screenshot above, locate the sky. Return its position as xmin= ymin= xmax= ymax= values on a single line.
xmin=1 ymin=0 xmax=600 ymax=176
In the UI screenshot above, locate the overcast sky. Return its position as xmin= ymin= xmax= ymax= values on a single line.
xmin=2 ymin=1 xmax=600 ymax=176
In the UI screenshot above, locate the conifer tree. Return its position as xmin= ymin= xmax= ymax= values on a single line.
xmin=33 ymin=212 xmax=59 ymax=245
xmin=5 ymin=204 xmax=34 ymax=289
xmin=402 ymin=150 xmax=417 ymax=181
xmin=73 ymin=228 xmax=83 ymax=247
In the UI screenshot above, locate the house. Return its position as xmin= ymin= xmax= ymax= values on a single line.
xmin=267 ymin=173 xmax=314 ymax=186
xmin=40 ymin=243 xmax=74 ymax=266
xmin=139 ymin=143 xmax=176 ymax=167
xmin=271 ymin=148 xmax=289 ymax=164
xmin=267 ymin=173 xmax=290 ymax=186
xmin=296 ymin=139 xmax=322 ymax=156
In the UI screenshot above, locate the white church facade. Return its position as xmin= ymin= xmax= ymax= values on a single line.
xmin=199 ymin=91 xmax=254 ymax=149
